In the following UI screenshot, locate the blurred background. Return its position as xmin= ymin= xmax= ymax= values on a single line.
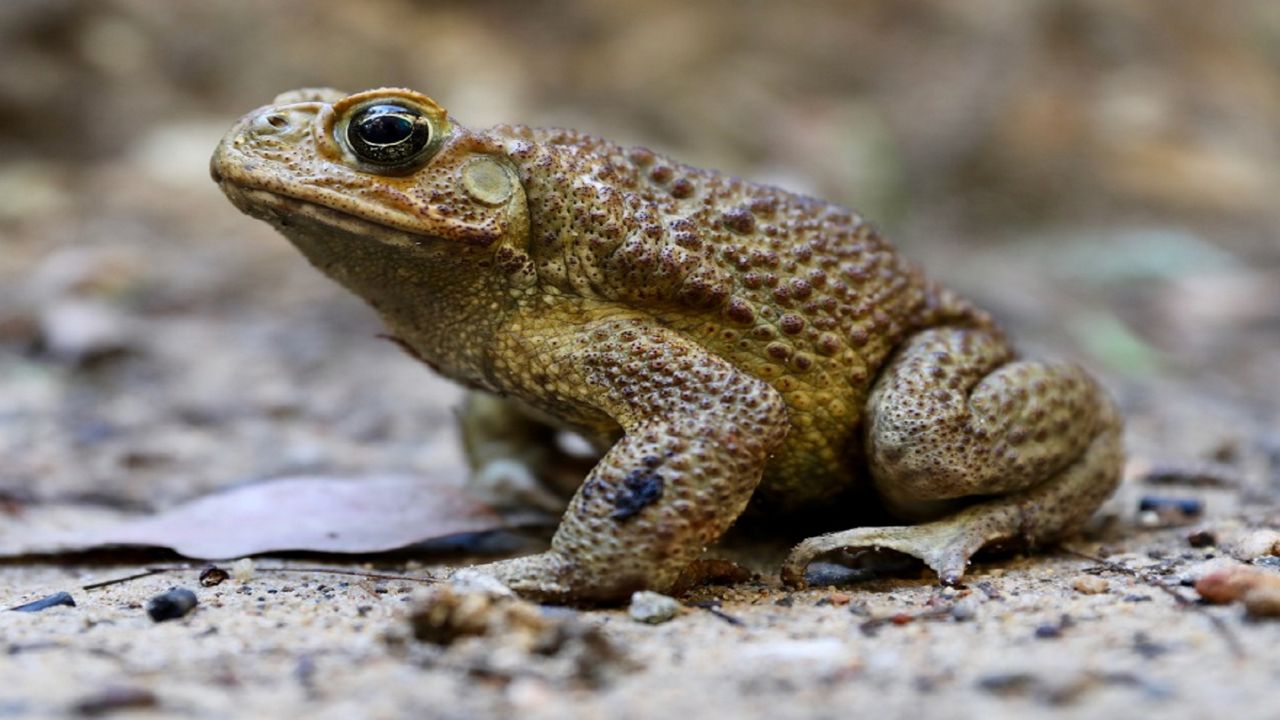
xmin=1 ymin=0 xmax=1277 ymax=509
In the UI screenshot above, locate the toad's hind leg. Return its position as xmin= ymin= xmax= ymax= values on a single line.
xmin=782 ymin=327 xmax=1123 ymax=587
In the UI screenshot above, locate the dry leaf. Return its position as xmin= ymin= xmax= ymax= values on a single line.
xmin=9 ymin=474 xmax=511 ymax=560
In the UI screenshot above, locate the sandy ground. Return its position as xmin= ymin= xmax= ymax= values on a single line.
xmin=3 ymin=525 xmax=1280 ymax=719
xmin=3 ymin=2 xmax=1279 ymax=718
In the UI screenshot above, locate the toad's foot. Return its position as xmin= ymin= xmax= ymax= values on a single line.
xmin=458 ymin=552 xmax=577 ymax=603
xmin=463 ymin=554 xmax=754 ymax=602
xmin=781 ymin=510 xmax=1009 ymax=588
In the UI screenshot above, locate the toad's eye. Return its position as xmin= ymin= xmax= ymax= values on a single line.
xmin=345 ymin=104 xmax=432 ymax=166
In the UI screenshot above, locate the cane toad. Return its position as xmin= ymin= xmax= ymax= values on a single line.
xmin=211 ymin=87 xmax=1123 ymax=603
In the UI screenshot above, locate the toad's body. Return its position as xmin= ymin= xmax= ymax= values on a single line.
xmin=212 ymin=88 xmax=1122 ymax=602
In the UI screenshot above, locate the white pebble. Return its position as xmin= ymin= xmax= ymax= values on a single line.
xmin=628 ymin=590 xmax=681 ymax=624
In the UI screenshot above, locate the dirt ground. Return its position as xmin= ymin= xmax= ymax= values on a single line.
xmin=2 ymin=2 xmax=1279 ymax=718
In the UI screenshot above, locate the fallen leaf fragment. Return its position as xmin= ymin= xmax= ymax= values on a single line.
xmin=11 ymin=474 xmax=510 ymax=560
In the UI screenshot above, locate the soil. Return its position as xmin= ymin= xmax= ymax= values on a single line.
xmin=2 ymin=2 xmax=1278 ymax=718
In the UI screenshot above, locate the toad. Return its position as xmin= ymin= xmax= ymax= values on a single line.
xmin=211 ymin=88 xmax=1123 ymax=603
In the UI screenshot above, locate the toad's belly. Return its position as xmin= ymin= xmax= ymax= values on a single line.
xmin=748 ymin=387 xmax=868 ymax=515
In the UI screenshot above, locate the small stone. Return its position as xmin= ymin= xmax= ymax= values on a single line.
xmin=1243 ymin=581 xmax=1280 ymax=618
xmin=1194 ymin=565 xmax=1278 ymax=605
xmin=406 ymin=585 xmax=629 ymax=686
xmin=1230 ymin=529 xmax=1280 ymax=560
xmin=230 ymin=558 xmax=255 ymax=582
xmin=949 ymin=595 xmax=980 ymax=621
xmin=38 ymin=299 xmax=132 ymax=364
xmin=1186 ymin=529 xmax=1218 ymax=548
xmin=146 ymin=588 xmax=198 ymax=622
xmin=410 ymin=586 xmax=505 ymax=645
xmin=1072 ymin=576 xmax=1110 ymax=594
xmin=1176 ymin=557 xmax=1245 ymax=586
xmin=1034 ymin=623 xmax=1063 ymax=639
xmin=977 ymin=672 xmax=1039 ymax=697
xmin=628 ymin=590 xmax=682 ymax=624
xmin=198 ymin=565 xmax=230 ymax=587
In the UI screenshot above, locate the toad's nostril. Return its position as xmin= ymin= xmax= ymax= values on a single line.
xmin=266 ymin=114 xmax=288 ymax=129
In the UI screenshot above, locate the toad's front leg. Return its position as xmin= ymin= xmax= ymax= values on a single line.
xmin=466 ymin=316 xmax=789 ymax=604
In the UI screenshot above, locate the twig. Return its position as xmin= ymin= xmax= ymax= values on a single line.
xmin=1060 ymin=546 xmax=1245 ymax=659
xmin=81 ymin=567 xmax=173 ymax=590
xmin=79 ymin=564 xmax=440 ymax=592
xmin=253 ymin=566 xmax=440 ymax=584
xmin=686 ymin=600 xmax=745 ymax=626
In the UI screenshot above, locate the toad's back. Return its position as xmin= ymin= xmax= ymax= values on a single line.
xmin=501 ymin=125 xmax=990 ymax=509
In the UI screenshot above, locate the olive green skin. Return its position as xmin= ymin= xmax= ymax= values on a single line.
xmin=213 ymin=87 xmax=1123 ymax=603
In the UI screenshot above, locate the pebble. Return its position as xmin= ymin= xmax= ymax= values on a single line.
xmin=198 ymin=565 xmax=229 ymax=587
xmin=628 ymin=590 xmax=682 ymax=624
xmin=1194 ymin=565 xmax=1280 ymax=617
xmin=1229 ymin=529 xmax=1280 ymax=560
xmin=146 ymin=588 xmax=198 ymax=622
xmin=1243 ymin=582 xmax=1280 ymax=618
xmin=38 ymin=299 xmax=132 ymax=364
xmin=1176 ymin=557 xmax=1245 ymax=586
xmin=1186 ymin=529 xmax=1217 ymax=548
xmin=1071 ymin=576 xmax=1110 ymax=594
xmin=949 ymin=595 xmax=980 ymax=621
xmin=230 ymin=558 xmax=255 ymax=582
xmin=410 ymin=585 xmax=543 ymax=645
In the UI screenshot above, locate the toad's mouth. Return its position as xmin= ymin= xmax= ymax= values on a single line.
xmin=218 ymin=183 xmax=437 ymax=249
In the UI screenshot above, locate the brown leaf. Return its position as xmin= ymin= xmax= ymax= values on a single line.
xmin=11 ymin=474 xmax=509 ymax=560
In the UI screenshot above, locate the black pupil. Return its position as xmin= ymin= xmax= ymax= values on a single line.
xmin=346 ymin=104 xmax=430 ymax=165
xmin=357 ymin=110 xmax=413 ymax=145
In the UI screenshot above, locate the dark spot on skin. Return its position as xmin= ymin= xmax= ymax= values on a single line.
xmin=612 ymin=467 xmax=665 ymax=521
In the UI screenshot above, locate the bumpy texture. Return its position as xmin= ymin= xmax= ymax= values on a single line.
xmin=211 ymin=87 xmax=1123 ymax=602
